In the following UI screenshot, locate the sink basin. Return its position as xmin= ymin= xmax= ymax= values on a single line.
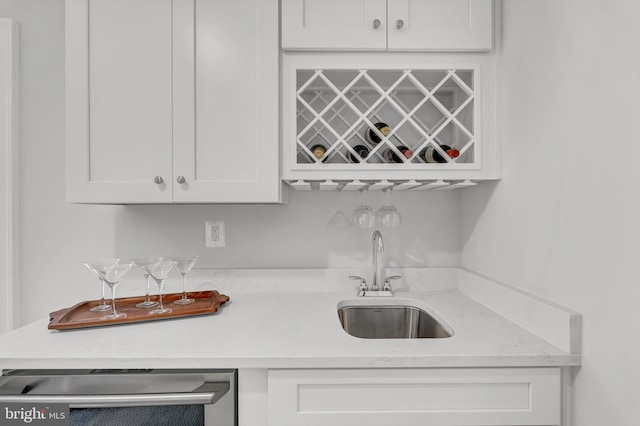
xmin=337 ymin=302 xmax=452 ymax=339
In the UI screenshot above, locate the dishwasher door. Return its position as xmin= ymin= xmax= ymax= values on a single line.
xmin=0 ymin=369 xmax=237 ymax=426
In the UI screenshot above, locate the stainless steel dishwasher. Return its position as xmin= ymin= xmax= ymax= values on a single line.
xmin=0 ymin=368 xmax=236 ymax=426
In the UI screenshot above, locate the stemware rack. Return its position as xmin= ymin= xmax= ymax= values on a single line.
xmin=285 ymin=179 xmax=476 ymax=191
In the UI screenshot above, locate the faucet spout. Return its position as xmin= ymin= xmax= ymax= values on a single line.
xmin=372 ymin=230 xmax=384 ymax=291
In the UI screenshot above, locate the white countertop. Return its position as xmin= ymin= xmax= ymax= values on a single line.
xmin=0 ymin=269 xmax=581 ymax=370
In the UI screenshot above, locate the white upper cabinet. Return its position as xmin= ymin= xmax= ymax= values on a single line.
xmin=281 ymin=0 xmax=498 ymax=188
xmin=282 ymin=0 xmax=493 ymax=52
xmin=66 ymin=0 xmax=281 ymax=204
xmin=66 ymin=0 xmax=174 ymax=204
xmin=172 ymin=0 xmax=280 ymax=203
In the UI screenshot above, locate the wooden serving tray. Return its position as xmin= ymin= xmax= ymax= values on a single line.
xmin=48 ymin=290 xmax=229 ymax=330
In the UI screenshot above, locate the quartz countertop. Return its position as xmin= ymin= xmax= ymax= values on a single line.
xmin=0 ymin=269 xmax=581 ymax=371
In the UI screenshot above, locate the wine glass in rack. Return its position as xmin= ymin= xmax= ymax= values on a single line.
xmin=83 ymin=258 xmax=119 ymax=312
xmin=147 ymin=258 xmax=177 ymax=315
xmin=376 ymin=188 xmax=402 ymax=228
xmin=172 ymin=256 xmax=198 ymax=305
xmin=131 ymin=257 xmax=161 ymax=308
xmin=327 ymin=189 xmax=351 ymax=228
xmin=352 ymin=188 xmax=376 ymax=228
xmin=98 ymin=260 xmax=134 ymax=320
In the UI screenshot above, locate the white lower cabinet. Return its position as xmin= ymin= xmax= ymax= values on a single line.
xmin=268 ymin=368 xmax=561 ymax=426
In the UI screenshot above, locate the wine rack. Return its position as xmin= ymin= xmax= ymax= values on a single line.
xmin=295 ymin=66 xmax=476 ymax=163
xmin=282 ymin=55 xmax=498 ymax=187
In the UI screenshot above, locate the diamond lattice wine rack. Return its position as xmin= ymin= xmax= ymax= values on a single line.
xmin=282 ymin=60 xmax=494 ymax=190
xmin=297 ymin=68 xmax=475 ymax=163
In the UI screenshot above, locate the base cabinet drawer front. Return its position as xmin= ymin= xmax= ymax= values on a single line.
xmin=268 ymin=368 xmax=561 ymax=426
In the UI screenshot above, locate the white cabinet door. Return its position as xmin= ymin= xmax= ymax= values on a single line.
xmin=281 ymin=0 xmax=387 ymax=51
xmin=66 ymin=0 xmax=173 ymax=203
xmin=269 ymin=368 xmax=562 ymax=426
xmin=172 ymin=0 xmax=281 ymax=203
xmin=281 ymin=0 xmax=492 ymax=52
xmin=387 ymin=0 xmax=493 ymax=51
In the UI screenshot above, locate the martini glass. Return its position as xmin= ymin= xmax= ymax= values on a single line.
xmin=131 ymin=257 xmax=161 ymax=308
xmin=98 ymin=261 xmax=134 ymax=320
xmin=83 ymin=259 xmax=119 ymax=312
xmin=172 ymin=256 xmax=198 ymax=305
xmin=148 ymin=258 xmax=177 ymax=315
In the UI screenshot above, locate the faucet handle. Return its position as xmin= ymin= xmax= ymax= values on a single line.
xmin=383 ymin=275 xmax=402 ymax=291
xmin=349 ymin=275 xmax=368 ymax=296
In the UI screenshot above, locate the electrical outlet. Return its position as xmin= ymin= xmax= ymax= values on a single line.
xmin=205 ymin=220 xmax=226 ymax=248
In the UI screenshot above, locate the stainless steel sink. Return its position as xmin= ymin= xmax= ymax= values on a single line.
xmin=337 ymin=303 xmax=452 ymax=339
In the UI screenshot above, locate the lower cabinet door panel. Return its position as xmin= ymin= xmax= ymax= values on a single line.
xmin=268 ymin=368 xmax=561 ymax=426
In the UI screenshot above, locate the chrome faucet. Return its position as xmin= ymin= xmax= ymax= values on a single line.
xmin=349 ymin=230 xmax=400 ymax=297
xmin=371 ymin=230 xmax=384 ymax=291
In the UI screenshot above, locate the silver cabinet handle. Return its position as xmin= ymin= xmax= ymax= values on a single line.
xmin=373 ymin=18 xmax=381 ymax=29
xmin=153 ymin=176 xmax=164 ymax=185
xmin=0 ymin=382 xmax=229 ymax=408
xmin=176 ymin=176 xmax=186 ymax=184
xmin=396 ymin=19 xmax=404 ymax=29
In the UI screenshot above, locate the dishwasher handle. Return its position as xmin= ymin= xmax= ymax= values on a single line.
xmin=0 ymin=381 xmax=230 ymax=408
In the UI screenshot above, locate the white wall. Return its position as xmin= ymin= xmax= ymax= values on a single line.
xmin=461 ymin=1 xmax=640 ymax=425
xmin=0 ymin=0 xmax=461 ymax=326
xmin=0 ymin=18 xmax=18 ymax=334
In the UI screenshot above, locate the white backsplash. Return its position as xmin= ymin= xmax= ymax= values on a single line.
xmin=21 ymin=189 xmax=462 ymax=325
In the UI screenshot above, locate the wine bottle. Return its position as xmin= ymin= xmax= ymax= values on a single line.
xmin=310 ymin=144 xmax=327 ymax=161
xmin=348 ymin=145 xmax=370 ymax=163
xmin=384 ymin=145 xmax=413 ymax=163
xmin=364 ymin=122 xmax=391 ymax=144
xmin=423 ymin=145 xmax=460 ymax=163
